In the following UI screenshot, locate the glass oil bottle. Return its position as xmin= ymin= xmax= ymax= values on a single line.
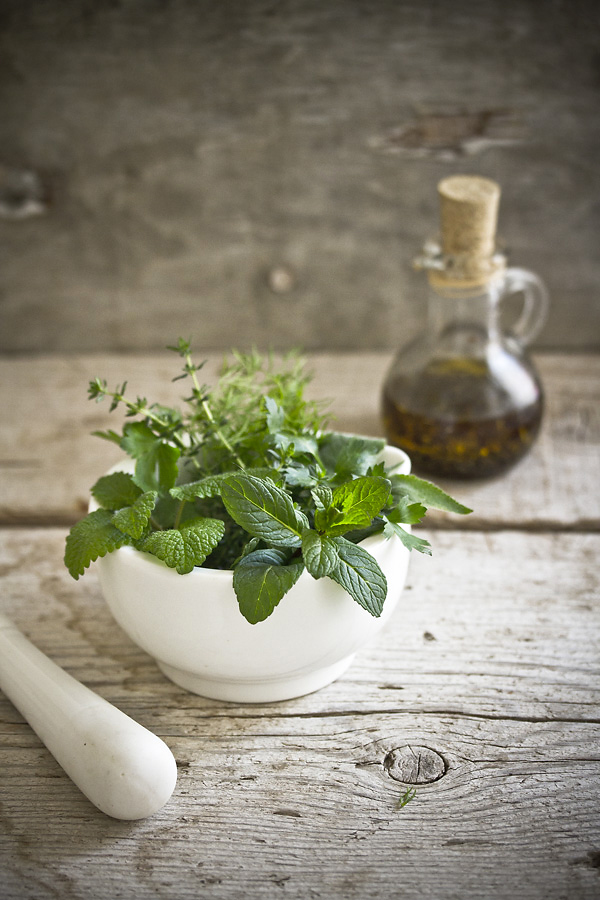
xmin=381 ymin=175 xmax=549 ymax=479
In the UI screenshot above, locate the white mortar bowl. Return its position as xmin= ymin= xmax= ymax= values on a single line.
xmin=93 ymin=444 xmax=411 ymax=703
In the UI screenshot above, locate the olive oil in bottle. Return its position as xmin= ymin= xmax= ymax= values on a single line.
xmin=381 ymin=176 xmax=548 ymax=479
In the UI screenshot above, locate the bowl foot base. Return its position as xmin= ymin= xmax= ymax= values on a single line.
xmin=156 ymin=656 xmax=356 ymax=703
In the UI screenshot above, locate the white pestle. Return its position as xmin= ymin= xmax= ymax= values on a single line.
xmin=0 ymin=613 xmax=177 ymax=820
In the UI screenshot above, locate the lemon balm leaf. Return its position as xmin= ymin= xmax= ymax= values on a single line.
xmin=112 ymin=491 xmax=158 ymax=540
xmin=141 ymin=517 xmax=225 ymax=574
xmin=91 ymin=472 xmax=142 ymax=510
xmin=64 ymin=509 xmax=131 ymax=579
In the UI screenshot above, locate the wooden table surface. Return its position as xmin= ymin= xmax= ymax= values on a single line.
xmin=1 ymin=352 xmax=599 ymax=900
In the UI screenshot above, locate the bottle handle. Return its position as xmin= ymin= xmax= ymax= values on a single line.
xmin=501 ymin=267 xmax=549 ymax=347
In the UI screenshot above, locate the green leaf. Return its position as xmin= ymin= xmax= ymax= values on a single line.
xmin=387 ymin=499 xmax=427 ymax=526
xmin=170 ymin=472 xmax=234 ymax=501
xmin=136 ymin=442 xmax=181 ymax=493
xmin=302 ymin=530 xmax=339 ymax=578
xmin=314 ymin=505 xmax=345 ymax=533
xmin=112 ymin=491 xmax=158 ymax=539
xmin=311 ymin=484 xmax=333 ymax=510
xmin=327 ymin=476 xmax=391 ymax=535
xmin=169 ymin=467 xmax=276 ymax=501
xmin=119 ymin=422 xmax=181 ymax=492
xmin=64 ymin=509 xmax=131 ymax=579
xmin=327 ymin=536 xmax=388 ymax=617
xmin=233 ymin=549 xmax=304 ymax=624
xmin=141 ymin=517 xmax=225 ymax=574
xmin=220 ymin=474 xmax=309 ymax=548
xmin=91 ymin=429 xmax=123 ymax=446
xmin=264 ymin=395 xmax=285 ymax=433
xmin=319 ymin=432 xmax=385 ymax=478
xmin=383 ymin=518 xmax=432 ymax=555
xmin=120 ymin=421 xmax=159 ymax=458
xmin=391 ymin=474 xmax=472 ymax=515
xmin=91 ymin=472 xmax=142 ymax=510
xmin=282 ymin=462 xmax=318 ymax=488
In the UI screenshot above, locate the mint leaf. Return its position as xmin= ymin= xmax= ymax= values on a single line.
xmin=383 ymin=518 xmax=432 ymax=555
xmin=314 ymin=505 xmax=345 ymax=533
xmin=387 ymin=499 xmax=427 ymax=526
xmin=112 ymin=491 xmax=158 ymax=539
xmin=170 ymin=472 xmax=234 ymax=501
xmin=302 ymin=530 xmax=339 ymax=578
xmin=65 ymin=509 xmax=131 ymax=579
xmin=233 ymin=549 xmax=304 ymax=623
xmin=220 ymin=474 xmax=309 ymax=548
xmin=169 ymin=467 xmax=276 ymax=501
xmin=391 ymin=475 xmax=472 ymax=515
xmin=311 ymin=484 xmax=333 ymax=510
xmin=141 ymin=517 xmax=225 ymax=574
xmin=327 ymin=536 xmax=387 ymax=616
xmin=91 ymin=472 xmax=142 ymax=510
xmin=327 ymin=476 xmax=391 ymax=535
xmin=319 ymin=433 xmax=385 ymax=478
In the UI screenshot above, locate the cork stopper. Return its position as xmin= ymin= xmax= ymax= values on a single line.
xmin=430 ymin=175 xmax=504 ymax=287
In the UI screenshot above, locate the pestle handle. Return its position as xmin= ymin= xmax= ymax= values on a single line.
xmin=0 ymin=613 xmax=177 ymax=820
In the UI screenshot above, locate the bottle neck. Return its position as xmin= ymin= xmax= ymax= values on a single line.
xmin=425 ymin=273 xmax=504 ymax=354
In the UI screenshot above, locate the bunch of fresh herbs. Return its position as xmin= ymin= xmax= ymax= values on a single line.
xmin=64 ymin=340 xmax=470 ymax=623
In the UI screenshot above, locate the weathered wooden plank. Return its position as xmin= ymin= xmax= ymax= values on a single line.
xmin=1 ymin=528 xmax=598 ymax=721
xmin=0 ymin=352 xmax=598 ymax=528
xmin=2 ymin=715 xmax=599 ymax=900
xmin=1 ymin=1 xmax=599 ymax=353
xmin=1 ymin=526 xmax=599 ymax=898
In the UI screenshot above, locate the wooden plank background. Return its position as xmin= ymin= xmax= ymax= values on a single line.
xmin=1 ymin=352 xmax=598 ymax=529
xmin=0 ymin=0 xmax=599 ymax=354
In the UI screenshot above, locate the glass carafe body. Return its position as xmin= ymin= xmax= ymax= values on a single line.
xmin=381 ymin=267 xmax=548 ymax=479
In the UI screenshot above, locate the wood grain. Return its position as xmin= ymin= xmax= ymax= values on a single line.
xmin=1 ymin=528 xmax=599 ymax=899
xmin=0 ymin=1 xmax=599 ymax=353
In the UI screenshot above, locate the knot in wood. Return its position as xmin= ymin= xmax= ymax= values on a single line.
xmin=384 ymin=745 xmax=446 ymax=785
